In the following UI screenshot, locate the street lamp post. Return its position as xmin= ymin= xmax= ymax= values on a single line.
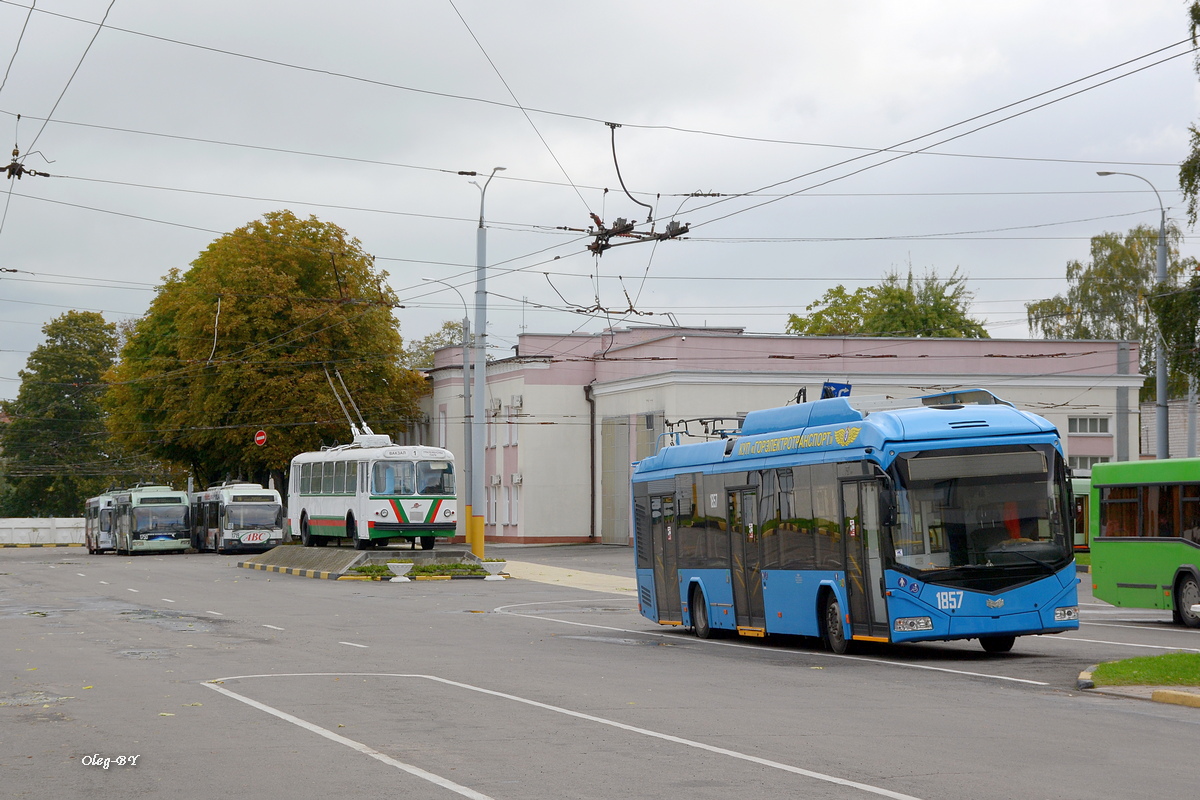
xmin=420 ymin=278 xmax=472 ymax=550
xmin=469 ymin=167 xmax=505 ymax=558
xmin=1098 ymin=171 xmax=1169 ymax=459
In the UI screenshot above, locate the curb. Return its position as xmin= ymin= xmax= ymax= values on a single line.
xmin=0 ymin=543 xmax=84 ymax=548
xmin=1078 ymin=664 xmax=1200 ymax=708
xmin=237 ymin=562 xmax=340 ymax=580
xmin=1150 ymin=690 xmax=1200 ymax=708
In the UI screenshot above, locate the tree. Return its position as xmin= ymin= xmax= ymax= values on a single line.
xmin=1024 ymin=224 xmax=1194 ymax=397
xmin=401 ymin=319 xmax=466 ymax=370
xmin=0 ymin=311 xmax=118 ymax=516
xmin=1155 ymin=277 xmax=1200 ymax=382
xmin=786 ymin=269 xmax=988 ymax=338
xmin=104 ymin=210 xmax=427 ymax=488
xmin=1181 ymin=2 xmax=1200 ymax=224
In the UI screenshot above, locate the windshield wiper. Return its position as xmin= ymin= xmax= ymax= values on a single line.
xmin=989 ymin=547 xmax=1056 ymax=575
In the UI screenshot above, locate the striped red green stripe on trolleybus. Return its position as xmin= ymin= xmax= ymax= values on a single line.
xmin=377 ymin=496 xmax=451 ymax=525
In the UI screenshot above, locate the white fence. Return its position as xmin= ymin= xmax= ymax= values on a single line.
xmin=0 ymin=518 xmax=85 ymax=546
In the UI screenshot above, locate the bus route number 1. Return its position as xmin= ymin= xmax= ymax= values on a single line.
xmin=935 ymin=591 xmax=964 ymax=611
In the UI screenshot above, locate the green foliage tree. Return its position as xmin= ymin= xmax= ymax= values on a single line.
xmin=402 ymin=319 xmax=466 ymax=370
xmin=786 ymin=269 xmax=988 ymax=338
xmin=0 ymin=311 xmax=118 ymax=516
xmin=1180 ymin=2 xmax=1200 ymax=225
xmin=1024 ymin=224 xmax=1194 ymax=397
xmin=104 ymin=210 xmax=427 ymax=487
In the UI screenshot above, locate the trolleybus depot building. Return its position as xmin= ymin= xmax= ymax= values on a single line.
xmin=418 ymin=327 xmax=1141 ymax=547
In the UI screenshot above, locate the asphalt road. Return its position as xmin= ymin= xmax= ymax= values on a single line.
xmin=2 ymin=544 xmax=1197 ymax=799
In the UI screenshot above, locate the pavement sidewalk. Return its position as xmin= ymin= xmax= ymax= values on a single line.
xmin=501 ymin=560 xmax=637 ymax=595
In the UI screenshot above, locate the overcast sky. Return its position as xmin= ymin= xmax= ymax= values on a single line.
xmin=1 ymin=0 xmax=1198 ymax=401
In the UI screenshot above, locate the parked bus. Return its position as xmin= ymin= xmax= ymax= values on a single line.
xmin=112 ymin=484 xmax=191 ymax=555
xmin=631 ymin=390 xmax=1079 ymax=654
xmin=288 ymin=433 xmax=456 ymax=550
xmin=190 ymin=482 xmax=284 ymax=554
xmin=1089 ymin=458 xmax=1200 ymax=627
xmin=84 ymin=491 xmax=119 ymax=554
xmin=1072 ymin=473 xmax=1091 ymax=552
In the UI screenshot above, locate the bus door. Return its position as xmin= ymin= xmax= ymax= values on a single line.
xmin=728 ymin=489 xmax=766 ymax=630
xmin=650 ymin=494 xmax=681 ymax=623
xmin=841 ymin=480 xmax=889 ymax=640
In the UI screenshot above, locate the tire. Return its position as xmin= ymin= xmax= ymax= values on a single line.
xmin=420 ymin=536 xmax=435 ymax=550
xmin=980 ymin=635 xmax=1016 ymax=654
xmin=1176 ymin=575 xmax=1200 ymax=629
xmin=300 ymin=514 xmax=313 ymax=547
xmin=690 ymin=586 xmax=713 ymax=639
xmin=823 ymin=593 xmax=849 ymax=654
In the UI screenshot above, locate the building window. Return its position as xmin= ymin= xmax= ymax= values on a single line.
xmin=510 ymin=484 xmax=520 ymax=526
xmin=1069 ymin=455 xmax=1110 ymax=471
xmin=1068 ymin=417 xmax=1109 ymax=434
xmin=438 ymin=409 xmax=447 ymax=449
xmin=502 ymin=486 xmax=511 ymax=525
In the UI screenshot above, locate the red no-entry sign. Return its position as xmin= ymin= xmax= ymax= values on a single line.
xmin=254 ymin=430 xmax=267 ymax=446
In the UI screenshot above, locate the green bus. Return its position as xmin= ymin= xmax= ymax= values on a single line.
xmin=1090 ymin=459 xmax=1200 ymax=627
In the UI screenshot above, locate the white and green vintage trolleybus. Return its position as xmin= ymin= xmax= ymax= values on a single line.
xmin=288 ymin=433 xmax=457 ymax=550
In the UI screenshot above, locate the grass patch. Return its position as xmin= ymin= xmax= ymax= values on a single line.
xmin=350 ymin=564 xmax=392 ymax=577
xmin=410 ymin=562 xmax=487 ymax=577
xmin=1091 ymin=652 xmax=1200 ymax=686
xmin=1074 ymin=551 xmax=1090 ymax=567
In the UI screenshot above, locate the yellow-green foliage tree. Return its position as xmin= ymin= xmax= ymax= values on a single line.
xmin=104 ymin=211 xmax=426 ymax=487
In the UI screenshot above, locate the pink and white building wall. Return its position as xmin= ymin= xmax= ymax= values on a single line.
xmin=419 ymin=327 xmax=1141 ymax=546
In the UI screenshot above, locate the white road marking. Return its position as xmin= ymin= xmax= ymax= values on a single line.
xmin=99 ymin=581 xmax=109 ymax=585
xmin=263 ymin=625 xmax=284 ymax=631
xmin=203 ymin=682 xmax=494 ymax=800
xmin=127 ymin=588 xmax=139 ymax=593
xmin=1083 ymin=621 xmax=1195 ymax=633
xmin=77 ymin=573 xmax=86 ymax=577
xmin=162 ymin=599 xmax=175 ymax=603
xmin=493 ymin=600 xmax=1048 ymax=686
xmin=339 ymin=641 xmax=368 ymax=648
xmin=1042 ymin=634 xmax=1200 ymax=653
xmin=207 ymin=673 xmax=927 ymax=800
xmin=207 ymin=610 xmax=224 ymax=616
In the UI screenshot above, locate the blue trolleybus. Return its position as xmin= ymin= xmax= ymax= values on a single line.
xmin=631 ymin=390 xmax=1079 ymax=654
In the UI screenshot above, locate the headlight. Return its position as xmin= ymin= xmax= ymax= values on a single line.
xmin=894 ymin=616 xmax=933 ymax=632
xmin=380 ymin=508 xmax=389 ymax=518
xmin=1054 ymin=606 xmax=1078 ymax=622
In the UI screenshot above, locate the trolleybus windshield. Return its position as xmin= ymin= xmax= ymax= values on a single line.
xmin=225 ymin=503 xmax=281 ymax=530
xmin=133 ymin=505 xmax=189 ymax=534
xmin=371 ymin=460 xmax=455 ymax=495
xmin=889 ymin=444 xmax=1072 ymax=590
xmin=416 ymin=461 xmax=454 ymax=495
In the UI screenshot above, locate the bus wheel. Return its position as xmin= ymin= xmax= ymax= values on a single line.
xmin=300 ymin=514 xmax=313 ymax=547
xmin=690 ymin=586 xmax=713 ymax=639
xmin=420 ymin=536 xmax=435 ymax=550
xmin=823 ymin=594 xmax=849 ymax=655
xmin=1176 ymin=575 xmax=1200 ymax=628
xmin=980 ymin=635 xmax=1016 ymax=654
xmin=350 ymin=517 xmax=371 ymax=550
